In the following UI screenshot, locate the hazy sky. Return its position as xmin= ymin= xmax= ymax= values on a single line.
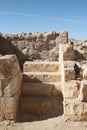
xmin=0 ymin=0 xmax=87 ymax=39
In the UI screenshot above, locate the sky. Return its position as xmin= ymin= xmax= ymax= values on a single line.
xmin=0 ymin=0 xmax=87 ymax=40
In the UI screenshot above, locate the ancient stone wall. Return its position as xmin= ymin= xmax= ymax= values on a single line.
xmin=59 ymin=42 xmax=87 ymax=121
xmin=0 ymin=30 xmax=87 ymax=122
xmin=0 ymin=31 xmax=68 ymax=69
xmin=0 ymin=30 xmax=87 ymax=69
xmin=0 ymin=55 xmax=22 ymax=120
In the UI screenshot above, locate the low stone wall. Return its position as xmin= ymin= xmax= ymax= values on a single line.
xmin=0 ymin=55 xmax=22 ymax=120
xmin=59 ymin=43 xmax=87 ymax=121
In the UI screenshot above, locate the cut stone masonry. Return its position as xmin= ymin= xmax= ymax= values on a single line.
xmin=0 ymin=30 xmax=87 ymax=122
xmin=0 ymin=55 xmax=22 ymax=120
xmin=59 ymin=42 xmax=87 ymax=121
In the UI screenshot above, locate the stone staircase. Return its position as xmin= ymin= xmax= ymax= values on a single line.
xmin=18 ymin=61 xmax=63 ymax=121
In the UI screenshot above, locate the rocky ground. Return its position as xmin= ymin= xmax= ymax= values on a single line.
xmin=0 ymin=116 xmax=87 ymax=130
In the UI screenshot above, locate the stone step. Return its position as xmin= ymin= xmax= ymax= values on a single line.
xmin=23 ymin=61 xmax=59 ymax=72
xmin=23 ymin=72 xmax=60 ymax=82
xmin=17 ymin=111 xmax=62 ymax=122
xmin=21 ymin=82 xmax=62 ymax=97
xmin=19 ymin=96 xmax=63 ymax=113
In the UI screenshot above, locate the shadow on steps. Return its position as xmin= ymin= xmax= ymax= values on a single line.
xmin=16 ymin=105 xmax=63 ymax=122
xmin=16 ymin=75 xmax=63 ymax=122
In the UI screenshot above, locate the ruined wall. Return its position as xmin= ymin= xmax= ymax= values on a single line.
xmin=0 ymin=31 xmax=68 ymax=69
xmin=0 ymin=55 xmax=22 ymax=120
xmin=59 ymin=43 xmax=87 ymax=121
xmin=0 ymin=30 xmax=87 ymax=69
xmin=0 ymin=30 xmax=87 ymax=122
xmin=0 ymin=30 xmax=87 ymax=68
xmin=70 ymin=39 xmax=87 ymax=61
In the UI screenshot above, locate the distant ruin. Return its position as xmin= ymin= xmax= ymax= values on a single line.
xmin=0 ymin=30 xmax=87 ymax=121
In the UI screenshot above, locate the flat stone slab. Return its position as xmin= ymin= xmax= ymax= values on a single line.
xmin=19 ymin=96 xmax=63 ymax=114
xmin=21 ymin=82 xmax=62 ymax=97
xmin=23 ymin=61 xmax=59 ymax=72
xmin=23 ymin=72 xmax=60 ymax=82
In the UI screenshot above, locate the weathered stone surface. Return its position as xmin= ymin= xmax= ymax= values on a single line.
xmin=59 ymin=43 xmax=74 ymax=61
xmin=65 ymin=68 xmax=75 ymax=81
xmin=64 ymin=61 xmax=75 ymax=68
xmin=1 ymin=30 xmax=87 ymax=122
xmin=3 ymin=73 xmax=22 ymax=97
xmin=0 ymin=97 xmax=17 ymax=120
xmin=24 ymin=34 xmax=37 ymax=41
xmin=78 ymin=80 xmax=87 ymax=102
xmin=58 ymin=38 xmax=87 ymax=121
xmin=83 ymin=67 xmax=87 ymax=79
xmin=0 ymin=31 xmax=69 ymax=69
xmin=0 ymin=55 xmax=21 ymax=78
xmin=40 ymin=50 xmax=49 ymax=60
xmin=51 ymin=82 xmax=62 ymax=97
xmin=49 ymin=47 xmax=59 ymax=61
xmin=5 ymin=97 xmax=17 ymax=120
xmin=0 ymin=55 xmax=22 ymax=120
xmin=64 ymin=99 xmax=87 ymax=121
xmin=63 ymin=80 xmax=81 ymax=99
xmin=23 ymin=61 xmax=59 ymax=72
xmin=63 ymin=44 xmax=74 ymax=61
xmin=56 ymin=30 xmax=68 ymax=44
xmin=71 ymin=39 xmax=87 ymax=60
xmin=1 ymin=31 xmax=87 ymax=67
xmin=23 ymin=72 xmax=60 ymax=82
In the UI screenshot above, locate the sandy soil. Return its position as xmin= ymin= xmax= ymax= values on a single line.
xmin=0 ymin=116 xmax=87 ymax=130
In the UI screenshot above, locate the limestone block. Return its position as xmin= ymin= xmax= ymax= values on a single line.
xmin=56 ymin=36 xmax=68 ymax=45
xmin=60 ymin=30 xmax=68 ymax=37
xmin=40 ymin=50 xmax=49 ymax=60
xmin=52 ymin=82 xmax=62 ymax=97
xmin=4 ymin=73 xmax=22 ymax=97
xmin=22 ymin=82 xmax=62 ymax=98
xmin=59 ymin=44 xmax=74 ymax=61
xmin=23 ymin=61 xmax=59 ymax=72
xmin=23 ymin=72 xmax=60 ymax=82
xmin=24 ymin=34 xmax=37 ymax=41
xmin=0 ymin=55 xmax=22 ymax=121
xmin=0 ymin=96 xmax=18 ymax=121
xmin=44 ymin=32 xmax=57 ymax=42
xmin=64 ymin=61 xmax=75 ymax=68
xmin=78 ymin=80 xmax=87 ymax=102
xmin=0 ymin=55 xmax=21 ymax=78
xmin=63 ymin=80 xmax=81 ymax=99
xmin=49 ymin=47 xmax=59 ymax=61
xmin=83 ymin=67 xmax=87 ymax=79
xmin=0 ymin=97 xmax=17 ymax=120
xmin=62 ymin=61 xmax=76 ymax=81
xmin=64 ymin=99 xmax=87 ymax=121
xmin=65 ymin=68 xmax=75 ymax=81
xmin=58 ymin=30 xmax=68 ymax=43
xmin=21 ymin=82 xmax=53 ymax=96
xmin=5 ymin=97 xmax=17 ymax=120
